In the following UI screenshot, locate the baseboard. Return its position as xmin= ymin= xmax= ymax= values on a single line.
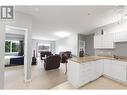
xmin=103 ymin=74 xmax=127 ymax=85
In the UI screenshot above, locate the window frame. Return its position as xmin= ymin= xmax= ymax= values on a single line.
xmin=5 ymin=40 xmax=20 ymax=54
xmin=38 ymin=43 xmax=51 ymax=52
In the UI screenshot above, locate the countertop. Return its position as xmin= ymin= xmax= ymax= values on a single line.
xmin=69 ymin=55 xmax=127 ymax=63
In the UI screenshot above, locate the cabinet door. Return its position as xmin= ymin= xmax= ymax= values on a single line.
xmin=78 ymin=62 xmax=91 ymax=86
xmin=67 ymin=61 xmax=81 ymax=86
xmin=102 ymin=33 xmax=114 ymax=48
xmin=85 ymin=61 xmax=103 ymax=82
xmin=115 ymin=31 xmax=127 ymax=42
xmin=94 ymin=34 xmax=114 ymax=49
xmin=80 ymin=62 xmax=95 ymax=83
xmin=89 ymin=62 xmax=97 ymax=81
xmin=95 ymin=60 xmax=103 ymax=78
xmin=94 ymin=35 xmax=102 ymax=48
xmin=112 ymin=61 xmax=127 ymax=82
xmin=103 ymin=60 xmax=112 ymax=76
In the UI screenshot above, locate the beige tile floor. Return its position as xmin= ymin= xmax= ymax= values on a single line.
xmin=52 ymin=76 xmax=127 ymax=90
xmin=5 ymin=59 xmax=67 ymax=89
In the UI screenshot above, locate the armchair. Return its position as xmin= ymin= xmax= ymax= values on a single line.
xmin=44 ymin=54 xmax=61 ymax=70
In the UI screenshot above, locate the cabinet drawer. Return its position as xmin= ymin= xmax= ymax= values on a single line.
xmin=79 ymin=71 xmax=91 ymax=77
xmin=80 ymin=63 xmax=91 ymax=67
xmin=80 ymin=62 xmax=93 ymax=69
xmin=80 ymin=67 xmax=91 ymax=72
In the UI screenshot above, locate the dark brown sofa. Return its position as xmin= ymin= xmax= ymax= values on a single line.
xmin=44 ymin=54 xmax=61 ymax=70
xmin=40 ymin=51 xmax=52 ymax=60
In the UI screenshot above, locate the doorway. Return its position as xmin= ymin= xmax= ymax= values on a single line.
xmin=4 ymin=25 xmax=31 ymax=89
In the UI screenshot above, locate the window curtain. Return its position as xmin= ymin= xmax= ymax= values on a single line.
xmin=18 ymin=40 xmax=24 ymax=56
xmin=50 ymin=41 xmax=56 ymax=54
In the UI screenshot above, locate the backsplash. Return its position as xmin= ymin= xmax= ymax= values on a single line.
xmin=95 ymin=42 xmax=127 ymax=57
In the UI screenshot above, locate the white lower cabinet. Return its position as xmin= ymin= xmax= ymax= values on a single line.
xmin=67 ymin=61 xmax=80 ymax=87
xmin=95 ymin=60 xmax=103 ymax=78
xmin=68 ymin=59 xmax=127 ymax=88
xmin=111 ymin=60 xmax=127 ymax=82
xmin=103 ymin=60 xmax=112 ymax=76
xmin=104 ymin=60 xmax=127 ymax=82
xmin=67 ymin=60 xmax=103 ymax=88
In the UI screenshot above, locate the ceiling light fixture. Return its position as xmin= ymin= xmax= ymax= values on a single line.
xmin=54 ymin=31 xmax=71 ymax=38
xmin=34 ymin=8 xmax=39 ymax=12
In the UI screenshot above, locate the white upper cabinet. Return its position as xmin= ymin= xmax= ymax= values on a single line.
xmin=94 ymin=30 xmax=127 ymax=49
xmin=94 ymin=35 xmax=103 ymax=48
xmin=102 ymin=33 xmax=115 ymax=48
xmin=94 ymin=33 xmax=114 ymax=49
xmin=114 ymin=31 xmax=127 ymax=42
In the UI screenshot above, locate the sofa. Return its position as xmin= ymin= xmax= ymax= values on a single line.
xmin=40 ymin=51 xmax=52 ymax=60
xmin=10 ymin=56 xmax=37 ymax=66
xmin=10 ymin=56 xmax=24 ymax=65
xmin=44 ymin=54 xmax=61 ymax=70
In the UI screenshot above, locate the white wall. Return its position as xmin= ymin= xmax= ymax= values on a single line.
xmin=56 ymin=33 xmax=78 ymax=56
xmin=32 ymin=39 xmax=38 ymax=57
xmin=6 ymin=33 xmax=24 ymax=40
xmin=0 ymin=24 xmax=5 ymax=89
xmin=32 ymin=19 xmax=59 ymax=40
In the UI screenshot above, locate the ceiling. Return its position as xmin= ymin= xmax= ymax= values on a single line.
xmin=15 ymin=6 xmax=127 ymax=40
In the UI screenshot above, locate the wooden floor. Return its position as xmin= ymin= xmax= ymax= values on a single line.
xmin=52 ymin=76 xmax=127 ymax=89
xmin=4 ymin=58 xmax=127 ymax=90
xmin=5 ymin=59 xmax=67 ymax=89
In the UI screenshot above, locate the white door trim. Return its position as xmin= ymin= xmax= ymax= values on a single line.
xmin=5 ymin=25 xmax=32 ymax=82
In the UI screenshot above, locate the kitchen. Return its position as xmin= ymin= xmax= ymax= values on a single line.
xmin=67 ymin=18 xmax=127 ymax=88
